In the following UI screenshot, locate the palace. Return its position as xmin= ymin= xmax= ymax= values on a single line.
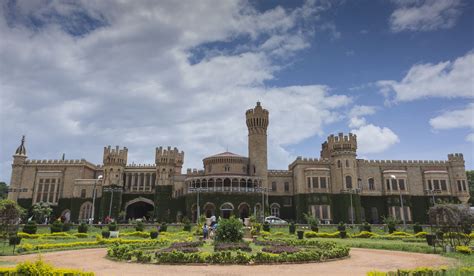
xmin=8 ymin=102 xmax=470 ymax=224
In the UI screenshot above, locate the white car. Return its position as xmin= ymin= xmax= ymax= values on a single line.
xmin=264 ymin=216 xmax=288 ymax=225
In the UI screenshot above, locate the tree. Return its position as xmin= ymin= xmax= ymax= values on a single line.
xmin=32 ymin=202 xmax=52 ymax=224
xmin=0 ymin=182 xmax=8 ymax=200
xmin=467 ymin=171 xmax=474 ymax=205
xmin=0 ymin=199 xmax=24 ymax=253
xmin=428 ymin=204 xmax=474 ymax=249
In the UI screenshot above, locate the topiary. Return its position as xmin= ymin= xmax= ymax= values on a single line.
xmin=50 ymin=220 xmax=63 ymax=233
xmin=22 ymin=221 xmax=37 ymax=234
xmin=108 ymin=222 xmax=118 ymax=231
xmin=262 ymin=221 xmax=270 ymax=232
xmin=159 ymin=222 xmax=167 ymax=232
xmin=289 ymin=222 xmax=296 ymax=234
xmin=102 ymin=230 xmax=110 ymax=238
xmin=215 ymin=217 xmax=243 ymax=243
xmin=78 ymin=223 xmax=88 ymax=233
xmin=135 ymin=221 xmax=144 ymax=232
xmin=62 ymin=222 xmax=72 ymax=232
xmin=337 ymin=221 xmax=346 ymax=232
xmin=413 ymin=222 xmax=423 ymax=234
xmin=150 ymin=230 xmax=159 ymax=239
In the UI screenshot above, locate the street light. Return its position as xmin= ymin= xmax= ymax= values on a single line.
xmin=341 ymin=188 xmax=360 ymax=225
xmin=390 ymin=175 xmax=406 ymax=229
xmin=188 ymin=187 xmax=206 ymax=222
xmin=255 ymin=186 xmax=267 ymax=223
xmin=91 ymin=175 xmax=102 ymax=224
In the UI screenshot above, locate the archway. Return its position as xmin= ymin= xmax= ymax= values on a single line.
xmin=125 ymin=198 xmax=155 ymax=220
xmin=220 ymin=202 xmax=234 ymax=219
xmin=238 ymin=202 xmax=250 ymax=220
xmin=203 ymin=202 xmax=216 ymax=218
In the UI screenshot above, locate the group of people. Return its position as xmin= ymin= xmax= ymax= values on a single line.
xmin=202 ymin=215 xmax=218 ymax=240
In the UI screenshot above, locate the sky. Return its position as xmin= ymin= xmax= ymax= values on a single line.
xmin=0 ymin=0 xmax=473 ymax=183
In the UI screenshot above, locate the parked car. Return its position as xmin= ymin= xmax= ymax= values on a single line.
xmin=264 ymin=216 xmax=288 ymax=225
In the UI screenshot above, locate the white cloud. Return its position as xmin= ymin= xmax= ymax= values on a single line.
xmin=377 ymin=51 xmax=474 ymax=103
xmin=351 ymin=124 xmax=400 ymax=154
xmin=0 ymin=0 xmax=351 ymax=181
xmin=348 ymin=105 xmax=376 ymax=128
xmin=389 ymin=0 xmax=463 ymax=32
xmin=429 ymin=103 xmax=474 ymax=142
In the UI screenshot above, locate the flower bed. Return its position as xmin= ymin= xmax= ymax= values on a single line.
xmin=261 ymin=245 xmax=300 ymax=254
xmin=214 ymin=242 xmax=252 ymax=252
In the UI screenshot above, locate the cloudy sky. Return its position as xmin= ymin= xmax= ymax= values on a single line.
xmin=0 ymin=0 xmax=473 ymax=182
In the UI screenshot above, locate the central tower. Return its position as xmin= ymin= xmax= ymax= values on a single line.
xmin=246 ymin=102 xmax=269 ymax=186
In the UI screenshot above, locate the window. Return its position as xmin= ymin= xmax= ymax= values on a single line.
xmin=81 ymin=189 xmax=86 ymax=198
xmin=79 ymin=201 xmax=93 ymax=220
xmin=463 ymin=180 xmax=467 ymax=191
xmin=433 ymin=180 xmax=440 ymax=190
xmin=428 ymin=180 xmax=433 ymax=190
xmin=271 ymin=182 xmax=277 ymax=192
xmin=312 ymin=177 xmax=319 ymax=189
xmin=440 ymin=180 xmax=447 ymax=191
xmin=337 ymin=160 xmax=341 ymax=168
xmin=310 ymin=205 xmax=331 ymax=221
xmin=284 ymin=182 xmax=289 ymax=192
xmin=457 ymin=180 xmax=462 ymax=191
xmin=386 ymin=179 xmax=390 ymax=190
xmin=270 ymin=203 xmax=280 ymax=217
xmin=307 ymin=177 xmax=311 ymax=189
xmin=399 ymin=179 xmax=405 ymax=190
xmin=368 ymin=178 xmax=375 ymax=190
xmin=345 ymin=175 xmax=352 ymax=189
xmin=389 ymin=206 xmax=412 ymax=222
xmin=345 ymin=160 xmax=350 ymax=168
xmin=391 ymin=179 xmax=398 ymax=191
xmin=320 ymin=178 xmax=327 ymax=189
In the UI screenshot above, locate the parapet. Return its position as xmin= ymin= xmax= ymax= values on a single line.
xmin=359 ymin=159 xmax=448 ymax=165
xmin=289 ymin=157 xmax=331 ymax=169
xmin=321 ymin=133 xmax=357 ymax=158
xmin=26 ymin=159 xmax=97 ymax=168
xmin=103 ymin=145 xmax=128 ymax=166
xmin=448 ymin=153 xmax=464 ymax=162
xmin=155 ymin=146 xmax=184 ymax=166
xmin=268 ymin=170 xmax=292 ymax=177
xmin=186 ymin=168 xmax=205 ymax=176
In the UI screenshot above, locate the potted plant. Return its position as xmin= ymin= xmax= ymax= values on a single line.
xmin=304 ymin=213 xmax=319 ymax=232
xmin=289 ymin=222 xmax=296 ymax=234
xmin=150 ymin=230 xmax=159 ymax=239
xmin=108 ymin=222 xmax=119 ymax=238
xmin=413 ymin=222 xmax=423 ymax=234
xmin=338 ymin=222 xmax=347 ymax=238
xmin=297 ymin=230 xmax=304 ymax=239
xmin=382 ymin=216 xmax=399 ymax=234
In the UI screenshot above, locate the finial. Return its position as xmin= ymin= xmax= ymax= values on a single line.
xmin=21 ymin=135 xmax=25 ymax=145
xmin=15 ymin=135 xmax=27 ymax=155
xmin=256 ymin=101 xmax=261 ymax=106
xmin=62 ymin=153 xmax=65 ymax=161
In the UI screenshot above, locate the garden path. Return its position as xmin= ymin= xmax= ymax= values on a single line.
xmin=0 ymin=247 xmax=455 ymax=276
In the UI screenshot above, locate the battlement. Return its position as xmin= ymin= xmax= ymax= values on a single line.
xmin=246 ymin=102 xmax=269 ymax=132
xmin=186 ymin=168 xmax=205 ymax=176
xmin=448 ymin=153 xmax=464 ymax=162
xmin=126 ymin=163 xmax=156 ymax=168
xmin=268 ymin=170 xmax=292 ymax=176
xmin=155 ymin=146 xmax=184 ymax=166
xmin=360 ymin=159 xmax=448 ymax=165
xmin=289 ymin=156 xmax=331 ymax=169
xmin=321 ymin=133 xmax=357 ymax=158
xmin=103 ymin=146 xmax=128 ymax=166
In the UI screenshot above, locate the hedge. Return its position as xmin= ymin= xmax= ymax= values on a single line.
xmin=17 ymin=232 xmax=78 ymax=240
xmin=367 ymin=266 xmax=474 ymax=276
xmin=0 ymin=260 xmax=94 ymax=276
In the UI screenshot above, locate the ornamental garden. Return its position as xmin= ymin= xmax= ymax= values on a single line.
xmin=1 ymin=199 xmax=474 ymax=275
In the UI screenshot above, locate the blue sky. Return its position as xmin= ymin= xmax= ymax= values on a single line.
xmin=0 ymin=0 xmax=473 ymax=182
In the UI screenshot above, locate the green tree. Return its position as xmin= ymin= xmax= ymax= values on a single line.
xmin=0 ymin=199 xmax=24 ymax=252
xmin=0 ymin=182 xmax=8 ymax=200
xmin=32 ymin=202 xmax=52 ymax=224
xmin=467 ymin=171 xmax=474 ymax=205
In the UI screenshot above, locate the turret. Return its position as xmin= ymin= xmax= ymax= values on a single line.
xmin=246 ymin=102 xmax=268 ymax=186
xmin=9 ymin=136 xmax=28 ymax=201
xmin=155 ymin=146 xmax=184 ymax=186
xmin=102 ymin=146 xmax=128 ymax=186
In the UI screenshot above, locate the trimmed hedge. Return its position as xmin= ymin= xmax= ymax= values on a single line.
xmin=0 ymin=260 xmax=94 ymax=275
xmin=368 ymin=266 xmax=474 ymax=276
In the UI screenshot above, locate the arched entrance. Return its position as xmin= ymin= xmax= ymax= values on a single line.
xmin=203 ymin=202 xmax=216 ymax=218
xmin=125 ymin=197 xmax=155 ymax=220
xmin=238 ymin=202 xmax=250 ymax=220
xmin=220 ymin=202 xmax=234 ymax=219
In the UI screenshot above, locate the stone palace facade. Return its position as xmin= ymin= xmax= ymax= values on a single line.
xmin=8 ymin=102 xmax=470 ymax=224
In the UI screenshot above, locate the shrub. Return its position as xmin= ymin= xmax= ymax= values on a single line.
xmin=102 ymin=230 xmax=110 ymax=238
xmin=389 ymin=231 xmax=412 ymax=237
xmin=78 ymin=222 xmax=88 ymax=233
xmin=150 ymin=230 xmax=159 ymax=239
xmin=289 ymin=222 xmax=296 ymax=234
xmin=183 ymin=222 xmax=192 ymax=232
xmin=215 ymin=217 xmax=243 ymax=242
xmin=304 ymin=231 xmax=340 ymax=239
xmin=337 ymin=222 xmax=346 ymax=232
xmin=413 ymin=223 xmax=423 ymax=234
xmin=352 ymin=231 xmax=378 ymax=238
xmin=120 ymin=231 xmax=150 ymax=238
xmin=73 ymin=233 xmax=88 ymax=238
xmin=0 ymin=260 xmax=94 ymax=276
xmin=339 ymin=231 xmax=347 ymax=239
xmin=161 ymin=247 xmax=199 ymax=253
xmin=383 ymin=216 xmax=399 ymax=234
xmin=261 ymin=245 xmax=299 ymax=254
xmin=22 ymin=221 xmax=37 ymax=234
xmin=108 ymin=222 xmax=118 ymax=231
xmin=50 ymin=220 xmax=63 ymax=233
xmin=456 ymin=245 xmax=472 ymax=254
xmin=360 ymin=222 xmax=371 ymax=232
xmin=262 ymin=221 xmax=270 ymax=232
xmin=9 ymin=234 xmax=21 ymax=246
xmin=62 ymin=222 xmax=72 ymax=232
xmin=304 ymin=213 xmax=319 ymax=232
xmin=135 ymin=221 xmax=144 ymax=232
xmin=414 ymin=231 xmax=428 ymax=238
xmin=159 ymin=222 xmax=167 ymax=232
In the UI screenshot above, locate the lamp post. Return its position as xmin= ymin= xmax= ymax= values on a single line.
xmin=390 ymin=175 xmax=406 ymax=229
xmin=425 ymin=189 xmax=440 ymax=206
xmin=104 ymin=185 xmax=121 ymax=219
xmin=256 ymin=186 xmax=267 ymax=223
xmin=188 ymin=187 xmax=205 ymax=222
xmin=91 ymin=175 xmax=102 ymax=224
xmin=341 ymin=188 xmax=360 ymax=225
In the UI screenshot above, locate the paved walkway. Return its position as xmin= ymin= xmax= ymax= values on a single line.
xmin=0 ymin=248 xmax=455 ymax=276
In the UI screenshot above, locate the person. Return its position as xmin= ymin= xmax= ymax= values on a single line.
xmin=210 ymin=215 xmax=216 ymax=227
xmin=203 ymin=224 xmax=208 ymax=240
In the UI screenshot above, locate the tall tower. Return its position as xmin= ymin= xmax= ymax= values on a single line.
xmin=8 ymin=136 xmax=27 ymax=201
xmin=155 ymin=146 xmax=184 ymax=186
xmin=246 ymin=102 xmax=269 ymax=186
xmin=102 ymin=146 xmax=128 ymax=187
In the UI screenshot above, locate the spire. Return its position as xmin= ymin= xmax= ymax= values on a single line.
xmin=14 ymin=135 xmax=27 ymax=156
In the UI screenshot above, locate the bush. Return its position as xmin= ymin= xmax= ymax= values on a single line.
xmin=73 ymin=233 xmax=88 ymax=238
xmin=78 ymin=223 xmax=88 ymax=233
xmin=456 ymin=245 xmax=472 ymax=254
xmin=304 ymin=213 xmax=319 ymax=232
xmin=159 ymin=222 xmax=167 ymax=232
xmin=9 ymin=234 xmax=21 ymax=246
xmin=413 ymin=223 xmax=423 ymax=234
xmin=120 ymin=231 xmax=150 ymax=238
xmin=414 ymin=231 xmax=428 ymax=238
xmin=150 ymin=230 xmax=159 ymax=239
xmin=135 ymin=221 xmax=144 ymax=232
xmin=183 ymin=222 xmax=192 ymax=232
xmin=215 ymin=217 xmax=243 ymax=243
xmin=102 ymin=230 xmax=110 ymax=238
xmin=337 ymin=222 xmax=346 ymax=232
xmin=262 ymin=245 xmax=300 ymax=254
xmin=50 ymin=220 xmax=63 ymax=233
xmin=108 ymin=222 xmax=118 ymax=231
xmin=22 ymin=221 xmax=37 ymax=234
xmin=262 ymin=221 xmax=270 ymax=232
xmin=289 ymin=222 xmax=296 ymax=234
xmin=62 ymin=222 xmax=72 ymax=232
xmin=214 ymin=242 xmax=251 ymax=252
xmin=360 ymin=222 xmax=371 ymax=232
xmin=0 ymin=260 xmax=94 ymax=276
xmin=304 ymin=231 xmax=340 ymax=239
xmin=352 ymin=231 xmax=378 ymax=238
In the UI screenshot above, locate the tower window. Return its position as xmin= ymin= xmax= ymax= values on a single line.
xmin=345 ymin=160 xmax=349 ymax=167
xmin=368 ymin=178 xmax=375 ymax=190
xmin=345 ymin=175 xmax=352 ymax=189
xmin=337 ymin=160 xmax=341 ymax=168
xmin=284 ymin=182 xmax=290 ymax=192
xmin=272 ymin=182 xmax=277 ymax=192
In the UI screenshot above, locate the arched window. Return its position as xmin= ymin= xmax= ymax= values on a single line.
xmin=79 ymin=201 xmax=93 ymax=220
xmin=345 ymin=175 xmax=353 ymax=189
xmin=270 ymin=203 xmax=280 ymax=217
xmin=345 ymin=160 xmax=350 ymax=167
xmin=337 ymin=160 xmax=341 ymax=168
xmin=368 ymin=178 xmax=375 ymax=190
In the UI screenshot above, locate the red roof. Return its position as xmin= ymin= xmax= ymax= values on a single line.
xmin=207 ymin=151 xmax=245 ymax=158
